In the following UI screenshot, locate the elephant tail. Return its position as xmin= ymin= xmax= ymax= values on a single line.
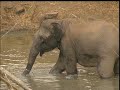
xmin=114 ymin=57 xmax=119 ymax=74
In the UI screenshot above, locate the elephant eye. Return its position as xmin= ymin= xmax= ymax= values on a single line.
xmin=41 ymin=40 xmax=44 ymax=44
xmin=41 ymin=40 xmax=46 ymax=44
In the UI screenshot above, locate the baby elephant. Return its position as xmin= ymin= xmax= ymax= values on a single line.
xmin=23 ymin=17 xmax=119 ymax=79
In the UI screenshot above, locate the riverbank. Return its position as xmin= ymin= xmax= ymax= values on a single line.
xmin=1 ymin=1 xmax=119 ymax=34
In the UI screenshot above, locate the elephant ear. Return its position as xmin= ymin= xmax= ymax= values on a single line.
xmin=44 ymin=12 xmax=58 ymax=19
xmin=51 ymin=21 xmax=63 ymax=42
xmin=39 ymin=12 xmax=58 ymax=26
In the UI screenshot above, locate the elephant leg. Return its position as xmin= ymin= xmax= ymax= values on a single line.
xmin=97 ymin=55 xmax=116 ymax=78
xmin=49 ymin=55 xmax=65 ymax=75
xmin=114 ymin=58 xmax=119 ymax=74
xmin=65 ymin=58 xmax=78 ymax=75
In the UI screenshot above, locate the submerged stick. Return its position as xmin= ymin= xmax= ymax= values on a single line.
xmin=0 ymin=76 xmax=18 ymax=90
xmin=0 ymin=67 xmax=32 ymax=90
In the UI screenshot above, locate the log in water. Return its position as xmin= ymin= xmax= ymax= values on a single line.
xmin=0 ymin=66 xmax=32 ymax=90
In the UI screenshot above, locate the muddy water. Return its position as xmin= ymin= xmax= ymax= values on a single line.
xmin=0 ymin=30 xmax=119 ymax=90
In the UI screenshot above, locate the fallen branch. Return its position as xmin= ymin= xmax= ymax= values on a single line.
xmin=1 ymin=23 xmax=17 ymax=38
xmin=0 ymin=76 xmax=18 ymax=90
xmin=0 ymin=67 xmax=32 ymax=90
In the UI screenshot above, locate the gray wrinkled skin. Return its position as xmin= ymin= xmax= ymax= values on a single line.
xmin=23 ymin=19 xmax=119 ymax=79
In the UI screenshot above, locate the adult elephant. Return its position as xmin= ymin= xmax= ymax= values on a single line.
xmin=23 ymin=13 xmax=119 ymax=78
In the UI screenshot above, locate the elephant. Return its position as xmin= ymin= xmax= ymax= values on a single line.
xmin=23 ymin=13 xmax=119 ymax=79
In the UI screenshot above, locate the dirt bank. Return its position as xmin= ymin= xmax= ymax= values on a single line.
xmin=0 ymin=1 xmax=119 ymax=33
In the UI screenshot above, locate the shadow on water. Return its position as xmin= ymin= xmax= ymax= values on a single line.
xmin=0 ymin=30 xmax=119 ymax=90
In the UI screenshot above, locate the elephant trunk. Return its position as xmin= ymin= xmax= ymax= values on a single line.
xmin=22 ymin=46 xmax=39 ymax=75
xmin=23 ymin=35 xmax=41 ymax=76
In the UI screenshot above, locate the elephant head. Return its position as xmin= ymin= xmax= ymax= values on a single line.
xmin=23 ymin=13 xmax=64 ymax=75
xmin=38 ymin=19 xmax=64 ymax=56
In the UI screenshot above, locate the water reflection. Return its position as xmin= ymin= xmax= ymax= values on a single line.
xmin=93 ymin=77 xmax=119 ymax=90
xmin=25 ymin=75 xmax=40 ymax=90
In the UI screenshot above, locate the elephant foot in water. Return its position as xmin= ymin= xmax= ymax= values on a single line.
xmin=49 ymin=66 xmax=65 ymax=75
xmin=49 ymin=67 xmax=78 ymax=79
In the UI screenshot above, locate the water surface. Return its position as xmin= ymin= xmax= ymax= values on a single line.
xmin=0 ymin=30 xmax=119 ymax=90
